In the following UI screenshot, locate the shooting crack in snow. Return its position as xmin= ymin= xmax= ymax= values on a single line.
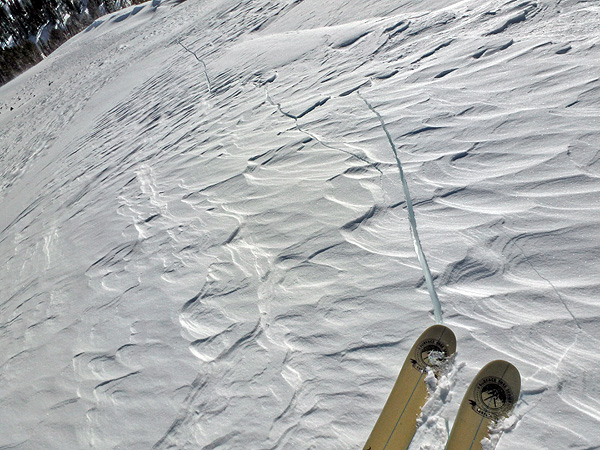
xmin=358 ymin=91 xmax=444 ymax=324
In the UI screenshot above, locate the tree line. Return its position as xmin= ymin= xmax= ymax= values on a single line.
xmin=0 ymin=0 xmax=145 ymax=85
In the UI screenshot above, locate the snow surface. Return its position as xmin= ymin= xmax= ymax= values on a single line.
xmin=1 ymin=0 xmax=600 ymax=448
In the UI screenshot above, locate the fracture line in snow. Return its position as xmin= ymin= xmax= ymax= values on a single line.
xmin=265 ymin=89 xmax=382 ymax=174
xmin=358 ymin=92 xmax=443 ymax=324
xmin=496 ymin=223 xmax=582 ymax=330
xmin=178 ymin=40 xmax=213 ymax=94
xmin=525 ymin=258 xmax=582 ymax=330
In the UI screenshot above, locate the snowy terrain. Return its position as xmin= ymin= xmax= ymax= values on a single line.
xmin=1 ymin=0 xmax=600 ymax=448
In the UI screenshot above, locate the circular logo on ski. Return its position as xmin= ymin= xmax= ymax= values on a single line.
xmin=471 ymin=376 xmax=515 ymax=420
xmin=411 ymin=338 xmax=448 ymax=372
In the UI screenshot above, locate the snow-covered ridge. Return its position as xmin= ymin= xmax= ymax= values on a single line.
xmin=1 ymin=0 xmax=599 ymax=448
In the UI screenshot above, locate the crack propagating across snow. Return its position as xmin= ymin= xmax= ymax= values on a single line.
xmin=178 ymin=40 xmax=213 ymax=94
xmin=494 ymin=222 xmax=582 ymax=331
xmin=358 ymin=91 xmax=444 ymax=324
xmin=265 ymin=88 xmax=382 ymax=173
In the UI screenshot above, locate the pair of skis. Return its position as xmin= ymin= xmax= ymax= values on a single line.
xmin=363 ymin=325 xmax=521 ymax=450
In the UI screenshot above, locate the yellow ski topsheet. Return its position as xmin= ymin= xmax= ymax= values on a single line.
xmin=445 ymin=360 xmax=521 ymax=450
xmin=363 ymin=325 xmax=456 ymax=450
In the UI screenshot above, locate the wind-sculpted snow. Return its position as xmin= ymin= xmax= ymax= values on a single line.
xmin=1 ymin=0 xmax=600 ymax=449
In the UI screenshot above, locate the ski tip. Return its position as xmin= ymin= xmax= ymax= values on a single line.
xmin=422 ymin=324 xmax=456 ymax=345
xmin=481 ymin=359 xmax=521 ymax=386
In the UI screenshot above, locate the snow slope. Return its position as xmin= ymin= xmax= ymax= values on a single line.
xmin=1 ymin=0 xmax=600 ymax=448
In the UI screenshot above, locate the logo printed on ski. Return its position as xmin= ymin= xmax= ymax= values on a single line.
xmin=411 ymin=338 xmax=450 ymax=373
xmin=469 ymin=375 xmax=515 ymax=420
xmin=445 ymin=360 xmax=521 ymax=450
